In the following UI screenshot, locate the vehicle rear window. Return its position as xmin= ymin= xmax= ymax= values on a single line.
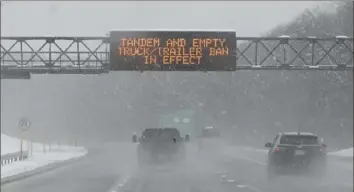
xmin=280 ymin=135 xmax=319 ymax=145
xmin=142 ymin=129 xmax=156 ymax=139
xmin=202 ymin=128 xmax=220 ymax=138
xmin=142 ymin=128 xmax=180 ymax=141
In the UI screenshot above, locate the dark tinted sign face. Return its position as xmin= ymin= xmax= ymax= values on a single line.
xmin=110 ymin=31 xmax=236 ymax=71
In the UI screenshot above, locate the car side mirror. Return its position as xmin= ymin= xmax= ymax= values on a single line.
xmin=132 ymin=135 xmax=137 ymax=143
xmin=185 ymin=134 xmax=190 ymax=142
xmin=321 ymin=143 xmax=327 ymax=148
xmin=265 ymin=142 xmax=272 ymax=148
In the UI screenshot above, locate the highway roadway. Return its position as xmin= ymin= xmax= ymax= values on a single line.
xmin=1 ymin=142 xmax=353 ymax=192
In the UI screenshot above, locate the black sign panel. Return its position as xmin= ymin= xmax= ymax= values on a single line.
xmin=110 ymin=31 xmax=236 ymax=71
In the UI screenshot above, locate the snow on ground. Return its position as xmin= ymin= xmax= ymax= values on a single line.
xmin=1 ymin=133 xmax=80 ymax=155
xmin=329 ymin=148 xmax=353 ymax=157
xmin=1 ymin=150 xmax=87 ymax=179
xmin=1 ymin=133 xmax=87 ymax=179
xmin=1 ymin=134 xmax=22 ymax=155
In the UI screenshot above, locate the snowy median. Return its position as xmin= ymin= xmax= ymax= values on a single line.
xmin=1 ymin=133 xmax=87 ymax=184
xmin=327 ymin=148 xmax=353 ymax=162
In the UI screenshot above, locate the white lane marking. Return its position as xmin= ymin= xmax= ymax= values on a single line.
xmin=244 ymin=184 xmax=265 ymax=192
xmin=220 ymin=174 xmax=264 ymax=192
xmin=120 ymin=176 xmax=130 ymax=186
xmin=107 ymin=175 xmax=131 ymax=192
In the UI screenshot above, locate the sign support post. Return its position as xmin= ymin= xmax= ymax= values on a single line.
xmin=18 ymin=117 xmax=31 ymax=159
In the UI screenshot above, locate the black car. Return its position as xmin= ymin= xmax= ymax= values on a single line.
xmin=132 ymin=128 xmax=189 ymax=166
xmin=265 ymin=132 xmax=327 ymax=180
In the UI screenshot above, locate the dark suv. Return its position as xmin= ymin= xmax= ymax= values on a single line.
xmin=132 ymin=128 xmax=189 ymax=166
xmin=265 ymin=132 xmax=327 ymax=180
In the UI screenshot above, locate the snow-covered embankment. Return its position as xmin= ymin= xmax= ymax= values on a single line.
xmin=1 ymin=133 xmax=87 ymax=182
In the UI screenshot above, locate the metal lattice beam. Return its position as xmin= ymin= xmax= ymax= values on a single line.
xmin=1 ymin=37 xmax=110 ymax=77
xmin=236 ymin=36 xmax=353 ymax=70
xmin=1 ymin=36 xmax=353 ymax=79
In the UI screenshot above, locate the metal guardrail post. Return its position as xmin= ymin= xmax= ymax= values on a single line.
xmin=1 ymin=151 xmax=29 ymax=166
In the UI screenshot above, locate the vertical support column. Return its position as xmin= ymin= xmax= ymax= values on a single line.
xmin=46 ymin=38 xmax=55 ymax=67
xmin=30 ymin=140 xmax=33 ymax=156
xmin=311 ymin=38 xmax=315 ymax=66
xmin=20 ymin=40 xmax=24 ymax=65
xmin=49 ymin=41 xmax=52 ymax=66
xmin=254 ymin=40 xmax=258 ymax=66
xmin=283 ymin=44 xmax=286 ymax=64
xmin=279 ymin=37 xmax=288 ymax=66
xmin=20 ymin=139 xmax=23 ymax=159
xmin=103 ymin=37 xmax=110 ymax=70
xmin=76 ymin=38 xmax=80 ymax=69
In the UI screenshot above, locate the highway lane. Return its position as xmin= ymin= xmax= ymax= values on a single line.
xmin=0 ymin=142 xmax=262 ymax=192
xmin=1 ymin=142 xmax=353 ymax=192
xmin=215 ymin=144 xmax=354 ymax=192
xmin=1 ymin=142 xmax=137 ymax=192
xmin=114 ymin=142 xmax=353 ymax=192
xmin=110 ymin=142 xmax=260 ymax=192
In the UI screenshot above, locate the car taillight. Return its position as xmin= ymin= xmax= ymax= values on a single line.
xmin=275 ymin=147 xmax=281 ymax=152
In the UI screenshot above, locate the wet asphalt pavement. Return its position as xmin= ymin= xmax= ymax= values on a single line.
xmin=1 ymin=142 xmax=353 ymax=192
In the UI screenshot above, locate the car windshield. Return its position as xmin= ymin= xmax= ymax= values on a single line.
xmin=280 ymin=135 xmax=320 ymax=145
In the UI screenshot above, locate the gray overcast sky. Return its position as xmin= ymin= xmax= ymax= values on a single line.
xmin=2 ymin=1 xmax=323 ymax=37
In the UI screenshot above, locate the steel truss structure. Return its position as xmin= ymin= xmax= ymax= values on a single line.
xmin=1 ymin=36 xmax=353 ymax=79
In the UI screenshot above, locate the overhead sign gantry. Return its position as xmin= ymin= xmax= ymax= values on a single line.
xmin=1 ymin=30 xmax=353 ymax=79
xmin=109 ymin=30 xmax=237 ymax=71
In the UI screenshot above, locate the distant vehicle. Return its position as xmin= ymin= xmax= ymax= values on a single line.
xmin=265 ymin=132 xmax=327 ymax=180
xmin=202 ymin=126 xmax=220 ymax=138
xmin=198 ymin=126 xmax=221 ymax=151
xmin=132 ymin=128 xmax=189 ymax=166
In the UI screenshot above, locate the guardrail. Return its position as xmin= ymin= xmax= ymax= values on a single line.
xmin=1 ymin=151 xmax=29 ymax=166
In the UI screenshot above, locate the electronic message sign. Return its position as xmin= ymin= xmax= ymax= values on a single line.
xmin=110 ymin=30 xmax=236 ymax=71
